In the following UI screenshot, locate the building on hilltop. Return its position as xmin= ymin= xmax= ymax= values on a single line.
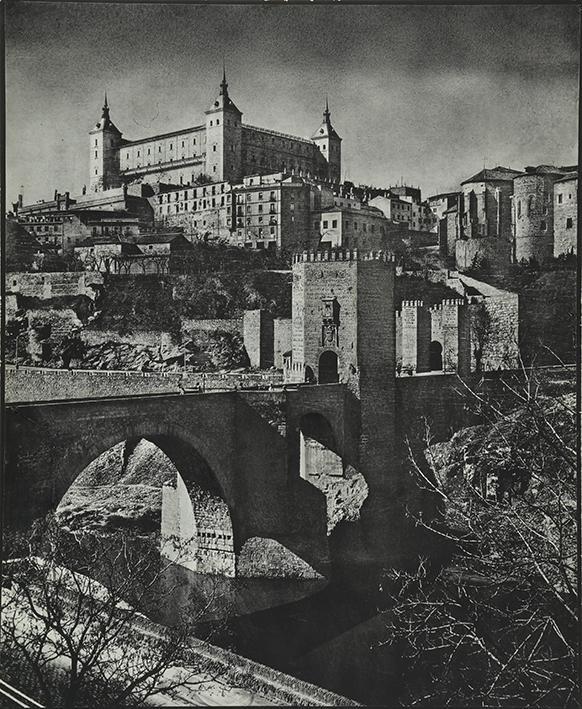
xmin=150 ymin=171 xmax=333 ymax=252
xmin=454 ymin=166 xmax=522 ymax=271
xmin=14 ymin=184 xmax=154 ymax=255
xmin=90 ymin=73 xmax=342 ymax=193
xmin=428 ymin=191 xmax=459 ymax=238
xmin=74 ymin=232 xmax=193 ymax=274
xmin=439 ymin=163 xmax=577 ymax=271
xmin=313 ymin=201 xmax=396 ymax=251
xmin=511 ymin=165 xmax=576 ymax=263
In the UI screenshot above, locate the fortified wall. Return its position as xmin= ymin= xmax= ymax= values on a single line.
xmin=395 ymin=298 xmax=470 ymax=375
xmin=6 ymin=271 xmax=104 ymax=299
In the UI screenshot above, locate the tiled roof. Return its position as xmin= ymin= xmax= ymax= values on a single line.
xmin=461 ymin=166 xmax=523 ymax=185
xmin=136 ymin=233 xmax=187 ymax=245
xmin=121 ymin=125 xmax=204 ymax=147
xmin=555 ymin=171 xmax=578 ymax=184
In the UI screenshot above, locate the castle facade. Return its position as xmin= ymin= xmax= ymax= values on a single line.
xmin=90 ymin=73 xmax=342 ymax=193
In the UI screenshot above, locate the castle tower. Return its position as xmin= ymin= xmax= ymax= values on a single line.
xmin=204 ymin=69 xmax=243 ymax=183
xmin=311 ymin=98 xmax=342 ymax=184
xmin=89 ymin=94 xmax=123 ymax=193
xmin=290 ymin=251 xmax=397 ymax=563
xmin=397 ymin=301 xmax=431 ymax=374
xmin=513 ymin=166 xmax=565 ymax=264
xmin=429 ymin=298 xmax=470 ymax=375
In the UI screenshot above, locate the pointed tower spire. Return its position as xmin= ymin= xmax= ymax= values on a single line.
xmin=220 ymin=61 xmax=228 ymax=97
xmin=102 ymin=91 xmax=110 ymax=121
xmin=323 ymin=95 xmax=330 ymax=122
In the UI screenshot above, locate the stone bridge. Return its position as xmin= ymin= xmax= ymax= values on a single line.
xmin=4 ymin=386 xmax=358 ymax=576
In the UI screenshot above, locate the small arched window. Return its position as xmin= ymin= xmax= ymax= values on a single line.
xmin=517 ymin=200 xmax=521 ymax=218
xmin=527 ymin=195 xmax=534 ymax=216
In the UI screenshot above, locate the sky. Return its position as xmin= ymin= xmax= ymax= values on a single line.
xmin=5 ymin=2 xmax=580 ymax=205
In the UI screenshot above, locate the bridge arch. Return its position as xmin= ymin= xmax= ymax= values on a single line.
xmin=57 ymin=435 xmax=236 ymax=576
xmin=298 ymin=412 xmax=343 ymax=481
xmin=64 ymin=422 xmax=232 ymax=507
xmin=6 ymin=394 xmax=333 ymax=578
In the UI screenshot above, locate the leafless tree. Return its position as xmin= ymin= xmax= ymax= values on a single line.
xmin=379 ymin=362 xmax=578 ymax=707
xmin=1 ymin=516 xmax=228 ymax=708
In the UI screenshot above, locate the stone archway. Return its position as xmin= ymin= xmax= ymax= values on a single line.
xmin=429 ymin=341 xmax=443 ymax=371
xmin=318 ymin=350 xmax=339 ymax=384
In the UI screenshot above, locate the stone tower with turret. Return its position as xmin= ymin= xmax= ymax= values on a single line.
xmin=311 ymin=99 xmax=342 ymax=183
xmin=204 ymin=70 xmax=243 ymax=183
xmin=89 ymin=94 xmax=123 ymax=193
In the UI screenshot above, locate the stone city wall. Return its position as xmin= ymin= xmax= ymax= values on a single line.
xmin=273 ymin=318 xmax=292 ymax=368
xmin=181 ymin=317 xmax=243 ymax=335
xmin=469 ymin=293 xmax=519 ymax=371
xmin=396 ymin=373 xmax=480 ymax=443
xmin=455 ymin=236 xmax=511 ymax=272
xmin=6 ymin=271 xmax=104 ymax=299
xmin=81 ymin=329 xmax=174 ymax=348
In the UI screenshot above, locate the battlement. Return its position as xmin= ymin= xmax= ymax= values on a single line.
xmin=401 ymin=299 xmax=424 ymax=308
xmin=429 ymin=298 xmax=465 ymax=312
xmin=292 ymin=249 xmax=395 ymax=264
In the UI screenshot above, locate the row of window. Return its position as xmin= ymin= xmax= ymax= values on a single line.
xmin=159 ymin=197 xmax=228 ymax=211
xmin=237 ymin=217 xmax=278 ymax=226
xmin=557 ymin=192 xmax=574 ymax=204
xmin=236 ymin=191 xmax=278 ymax=202
xmin=236 ymin=227 xmax=277 ymax=237
xmin=314 ymin=219 xmax=385 ymax=233
xmin=246 ymin=131 xmax=311 ymax=154
xmin=124 ymin=136 xmax=205 ymax=160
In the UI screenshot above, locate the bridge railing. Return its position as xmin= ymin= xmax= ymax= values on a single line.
xmin=6 ymin=366 xmax=286 ymax=403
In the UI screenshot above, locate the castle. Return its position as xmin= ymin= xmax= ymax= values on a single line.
xmin=90 ymin=72 xmax=342 ymax=193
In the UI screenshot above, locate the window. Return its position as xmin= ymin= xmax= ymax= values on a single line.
xmin=323 ymin=220 xmax=328 ymax=228
xmin=127 ymin=153 xmax=129 ymax=159
xmin=95 ymin=139 xmax=98 ymax=147
xmin=213 ymin=145 xmax=216 ymax=152
xmin=332 ymin=219 xmax=337 ymax=228
xmin=216 ymin=119 xmax=220 ymax=126
xmin=170 ymin=144 xmax=173 ymax=150
xmin=517 ymin=200 xmax=521 ymax=218
xmin=148 ymin=148 xmax=151 ymax=155
xmin=558 ymin=193 xmax=563 ymax=204
xmin=95 ymin=151 xmax=98 ymax=158
xmin=210 ymin=121 xmax=213 ymax=127
xmin=181 ymin=141 xmax=185 ymax=148
xmin=540 ymin=220 xmax=547 ymax=231
xmin=137 ymin=150 xmax=140 ymax=157
xmin=566 ymin=218 xmax=573 ymax=228
xmin=213 ymin=166 xmax=216 ymax=172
